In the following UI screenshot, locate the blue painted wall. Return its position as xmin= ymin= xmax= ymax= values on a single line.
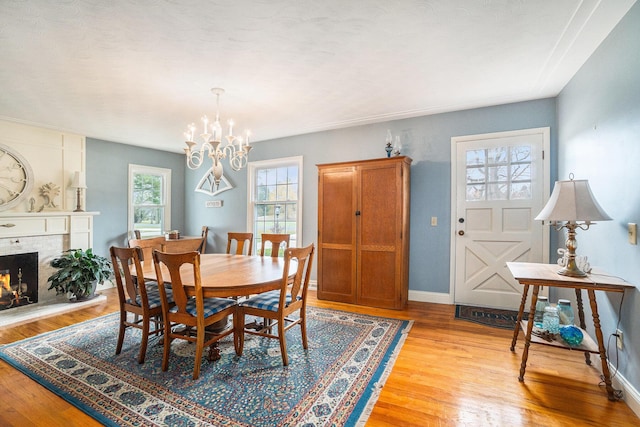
xmin=557 ymin=2 xmax=640 ymax=398
xmin=184 ymin=98 xmax=557 ymax=294
xmin=86 ymin=138 xmax=186 ymax=258
xmin=83 ymin=0 xmax=640 ymax=402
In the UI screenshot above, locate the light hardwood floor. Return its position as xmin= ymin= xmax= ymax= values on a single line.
xmin=1 ymin=288 xmax=638 ymax=426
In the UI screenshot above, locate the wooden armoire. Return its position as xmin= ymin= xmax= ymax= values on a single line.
xmin=317 ymin=156 xmax=411 ymax=309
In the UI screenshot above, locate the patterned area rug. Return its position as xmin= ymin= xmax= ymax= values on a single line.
xmin=455 ymin=305 xmax=528 ymax=330
xmin=0 ymin=307 xmax=411 ymax=426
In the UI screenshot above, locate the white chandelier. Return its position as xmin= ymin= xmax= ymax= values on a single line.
xmin=183 ymin=87 xmax=252 ymax=189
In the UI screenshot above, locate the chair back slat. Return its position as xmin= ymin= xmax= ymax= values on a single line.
xmin=282 ymin=244 xmax=314 ymax=304
xmin=199 ymin=226 xmax=209 ymax=253
xmin=260 ymin=233 xmax=290 ymax=258
xmin=110 ymin=246 xmax=149 ymax=307
xmin=162 ymin=238 xmax=203 ymax=253
xmin=129 ymin=236 xmax=166 ymax=265
xmin=152 ymin=250 xmax=201 ymax=316
xmin=227 ymin=232 xmax=254 ymax=255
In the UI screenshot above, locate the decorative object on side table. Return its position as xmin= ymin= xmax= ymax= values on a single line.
xmin=533 ymin=295 xmax=549 ymax=329
xmin=542 ymin=305 xmax=560 ymax=334
xmin=47 ymin=248 xmax=112 ymax=302
xmin=535 ymin=174 xmax=611 ymax=277
xmin=560 ymin=325 xmax=584 ymax=347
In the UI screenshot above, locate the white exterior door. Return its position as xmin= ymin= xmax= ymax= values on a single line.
xmin=451 ymin=128 xmax=550 ymax=310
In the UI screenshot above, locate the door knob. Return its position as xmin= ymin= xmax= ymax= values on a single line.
xmin=458 ymin=230 xmax=465 ymax=236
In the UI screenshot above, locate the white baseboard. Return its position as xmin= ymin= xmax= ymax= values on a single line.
xmin=608 ymin=362 xmax=640 ymax=417
xmin=408 ymin=289 xmax=453 ymax=305
xmin=309 ymin=283 xmax=452 ymax=306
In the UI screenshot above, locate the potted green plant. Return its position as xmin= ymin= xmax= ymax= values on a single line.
xmin=47 ymin=248 xmax=113 ymax=302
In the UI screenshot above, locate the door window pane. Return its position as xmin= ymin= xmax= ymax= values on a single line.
xmin=465 ymin=145 xmax=532 ymax=201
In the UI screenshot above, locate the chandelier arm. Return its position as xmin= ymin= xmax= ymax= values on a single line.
xmin=186 ymin=149 xmax=205 ymax=169
xmin=229 ymin=152 xmax=248 ymax=171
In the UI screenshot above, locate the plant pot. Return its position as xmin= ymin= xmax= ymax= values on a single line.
xmin=69 ymin=280 xmax=99 ymax=303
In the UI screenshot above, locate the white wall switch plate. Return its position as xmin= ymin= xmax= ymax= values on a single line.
xmin=205 ymin=200 xmax=223 ymax=208
xmin=431 ymin=216 xmax=437 ymax=226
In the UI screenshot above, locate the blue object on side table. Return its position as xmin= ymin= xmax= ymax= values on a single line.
xmin=560 ymin=325 xmax=584 ymax=347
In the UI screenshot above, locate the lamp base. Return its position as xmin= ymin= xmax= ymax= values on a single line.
xmin=557 ymin=265 xmax=587 ymax=277
xmin=74 ymin=188 xmax=84 ymax=212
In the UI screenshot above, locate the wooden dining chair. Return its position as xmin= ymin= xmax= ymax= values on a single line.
xmin=133 ymin=230 xmax=141 ymax=239
xmin=236 ymin=243 xmax=315 ymax=366
xmin=260 ymin=233 xmax=290 ymax=258
xmin=199 ymin=226 xmax=209 ymax=253
xmin=226 ymin=232 xmax=254 ymax=255
xmin=162 ymin=238 xmax=203 ymax=253
xmin=128 ymin=236 xmax=166 ymax=266
xmin=110 ymin=246 xmax=174 ymax=364
xmin=152 ymin=249 xmax=238 ymax=380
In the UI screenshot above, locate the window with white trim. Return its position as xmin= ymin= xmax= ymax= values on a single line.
xmin=248 ymin=156 xmax=303 ymax=256
xmin=128 ymin=164 xmax=171 ymax=238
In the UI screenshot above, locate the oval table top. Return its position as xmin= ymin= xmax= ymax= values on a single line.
xmin=141 ymin=253 xmax=291 ymax=298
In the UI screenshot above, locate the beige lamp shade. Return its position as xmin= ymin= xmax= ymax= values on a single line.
xmin=535 ymin=179 xmax=611 ymax=223
xmin=71 ymin=171 xmax=87 ymax=189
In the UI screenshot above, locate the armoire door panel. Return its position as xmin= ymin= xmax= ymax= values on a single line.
xmin=319 ymin=168 xmax=356 ymax=245
xmin=317 ymin=248 xmax=356 ymax=303
xmin=358 ymin=251 xmax=397 ymax=308
xmin=359 ymin=165 xmax=398 ymax=246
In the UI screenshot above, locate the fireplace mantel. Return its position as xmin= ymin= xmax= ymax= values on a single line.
xmin=0 ymin=211 xmax=99 ymax=248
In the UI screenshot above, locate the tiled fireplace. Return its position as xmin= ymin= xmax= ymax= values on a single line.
xmin=0 ymin=212 xmax=100 ymax=326
xmin=0 ymin=234 xmax=67 ymax=306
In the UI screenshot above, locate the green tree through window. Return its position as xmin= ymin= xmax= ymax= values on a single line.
xmin=129 ymin=165 xmax=171 ymax=237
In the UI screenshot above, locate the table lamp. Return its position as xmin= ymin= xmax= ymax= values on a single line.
xmin=535 ymin=175 xmax=611 ymax=277
xmin=72 ymin=171 xmax=87 ymax=212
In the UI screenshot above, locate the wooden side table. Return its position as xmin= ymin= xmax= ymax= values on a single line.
xmin=506 ymin=262 xmax=633 ymax=401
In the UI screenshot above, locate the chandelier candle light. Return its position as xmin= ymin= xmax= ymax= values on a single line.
xmin=184 ymin=88 xmax=252 ymax=189
xmin=535 ymin=174 xmax=611 ymax=277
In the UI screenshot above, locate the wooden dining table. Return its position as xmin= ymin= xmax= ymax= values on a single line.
xmin=139 ymin=253 xmax=292 ymax=298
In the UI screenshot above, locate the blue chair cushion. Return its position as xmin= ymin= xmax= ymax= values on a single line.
xmin=170 ymin=297 xmax=236 ymax=318
xmin=127 ymin=281 xmax=173 ymax=309
xmin=239 ymin=290 xmax=300 ymax=312
xmin=142 ymin=286 xmax=173 ymax=309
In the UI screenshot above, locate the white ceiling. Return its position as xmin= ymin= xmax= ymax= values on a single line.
xmin=0 ymin=0 xmax=636 ymax=153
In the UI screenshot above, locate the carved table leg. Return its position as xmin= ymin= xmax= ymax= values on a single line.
xmin=587 ymin=289 xmax=616 ymax=401
xmin=519 ymin=285 xmax=539 ymax=382
xmin=511 ymin=283 xmax=529 ymax=351
xmin=575 ymin=288 xmax=591 ymax=366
